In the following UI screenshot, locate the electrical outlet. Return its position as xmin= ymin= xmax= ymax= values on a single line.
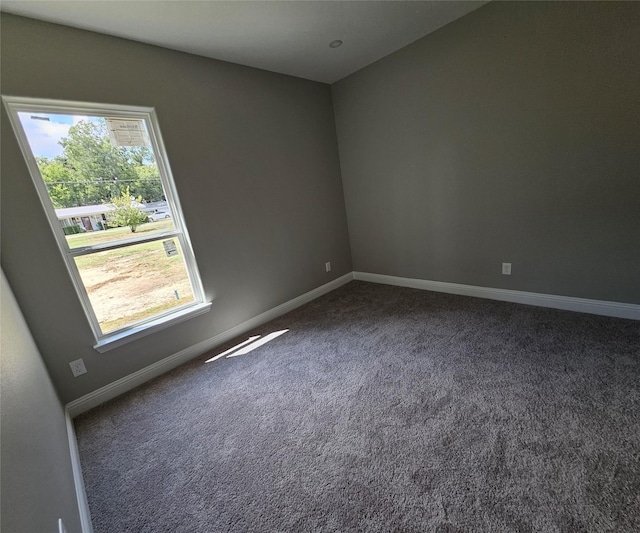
xmin=502 ymin=262 xmax=512 ymax=275
xmin=325 ymin=261 xmax=331 ymax=272
xmin=69 ymin=358 xmax=87 ymax=377
xmin=58 ymin=518 xmax=68 ymax=533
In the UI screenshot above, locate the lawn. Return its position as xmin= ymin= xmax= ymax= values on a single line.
xmin=70 ymin=220 xmax=195 ymax=334
xmin=66 ymin=219 xmax=175 ymax=248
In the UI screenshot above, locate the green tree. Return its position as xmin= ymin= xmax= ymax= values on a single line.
xmin=124 ymin=145 xmax=156 ymax=166
xmin=37 ymin=156 xmax=76 ymax=208
xmin=60 ymin=120 xmax=137 ymax=203
xmin=132 ymin=165 xmax=165 ymax=203
xmin=35 ymin=119 xmax=165 ymax=208
xmin=106 ymin=187 xmax=148 ymax=233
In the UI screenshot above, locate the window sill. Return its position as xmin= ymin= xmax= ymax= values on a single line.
xmin=93 ymin=301 xmax=212 ymax=353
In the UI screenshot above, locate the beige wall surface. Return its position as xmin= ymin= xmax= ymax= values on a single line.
xmin=0 ymin=270 xmax=83 ymax=533
xmin=1 ymin=13 xmax=352 ymax=402
xmin=332 ymin=1 xmax=640 ymax=303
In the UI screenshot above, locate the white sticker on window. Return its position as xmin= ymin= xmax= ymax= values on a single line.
xmin=163 ymin=239 xmax=178 ymax=257
xmin=105 ymin=118 xmax=149 ymax=147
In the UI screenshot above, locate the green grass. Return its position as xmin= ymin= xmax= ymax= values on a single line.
xmin=66 ymin=219 xmax=174 ymax=248
xmin=75 ymin=239 xmax=188 ymax=269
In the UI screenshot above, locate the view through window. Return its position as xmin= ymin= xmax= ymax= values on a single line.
xmin=3 ymin=97 xmax=208 ymax=347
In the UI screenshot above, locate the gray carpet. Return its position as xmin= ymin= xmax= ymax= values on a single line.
xmin=74 ymin=281 xmax=640 ymax=532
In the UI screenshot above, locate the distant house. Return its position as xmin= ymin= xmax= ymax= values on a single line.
xmin=55 ymin=200 xmax=149 ymax=231
xmin=55 ymin=204 xmax=114 ymax=232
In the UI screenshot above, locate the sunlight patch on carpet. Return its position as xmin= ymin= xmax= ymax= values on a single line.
xmin=226 ymin=330 xmax=289 ymax=358
xmin=205 ymin=330 xmax=289 ymax=363
xmin=205 ymin=335 xmax=261 ymax=363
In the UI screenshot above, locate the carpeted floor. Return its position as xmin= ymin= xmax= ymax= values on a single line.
xmin=74 ymin=281 xmax=640 ymax=532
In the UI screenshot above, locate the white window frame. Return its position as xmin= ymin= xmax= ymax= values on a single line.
xmin=3 ymin=96 xmax=211 ymax=352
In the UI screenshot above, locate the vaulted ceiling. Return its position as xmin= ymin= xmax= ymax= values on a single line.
xmin=1 ymin=1 xmax=487 ymax=83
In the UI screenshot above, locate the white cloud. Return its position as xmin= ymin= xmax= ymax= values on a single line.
xmin=19 ymin=116 xmax=71 ymax=158
xmin=17 ymin=113 xmax=104 ymax=159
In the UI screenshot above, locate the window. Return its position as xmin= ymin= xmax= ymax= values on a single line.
xmin=3 ymin=96 xmax=210 ymax=352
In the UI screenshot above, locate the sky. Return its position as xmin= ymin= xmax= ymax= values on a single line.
xmin=17 ymin=112 xmax=99 ymax=158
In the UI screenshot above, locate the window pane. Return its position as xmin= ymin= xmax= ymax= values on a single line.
xmin=17 ymin=112 xmax=176 ymax=249
xmin=6 ymin=96 xmax=207 ymax=345
xmin=74 ymin=239 xmax=195 ymax=334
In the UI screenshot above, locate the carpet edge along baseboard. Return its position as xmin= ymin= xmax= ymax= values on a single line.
xmin=66 ymin=273 xmax=354 ymax=417
xmin=353 ymin=271 xmax=640 ymax=321
xmin=67 ymin=271 xmax=638 ymax=417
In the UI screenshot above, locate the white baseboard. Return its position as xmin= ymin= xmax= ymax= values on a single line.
xmin=65 ymin=409 xmax=94 ymax=533
xmin=353 ymin=272 xmax=640 ymax=320
xmin=66 ymin=273 xmax=353 ymax=417
xmin=66 ymin=269 xmax=637 ymax=417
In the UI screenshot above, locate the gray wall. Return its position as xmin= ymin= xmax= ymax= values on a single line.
xmin=332 ymin=1 xmax=640 ymax=303
xmin=1 ymin=13 xmax=352 ymax=403
xmin=1 ymin=270 xmax=83 ymax=533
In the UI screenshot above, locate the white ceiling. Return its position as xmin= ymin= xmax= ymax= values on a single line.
xmin=1 ymin=1 xmax=487 ymax=84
